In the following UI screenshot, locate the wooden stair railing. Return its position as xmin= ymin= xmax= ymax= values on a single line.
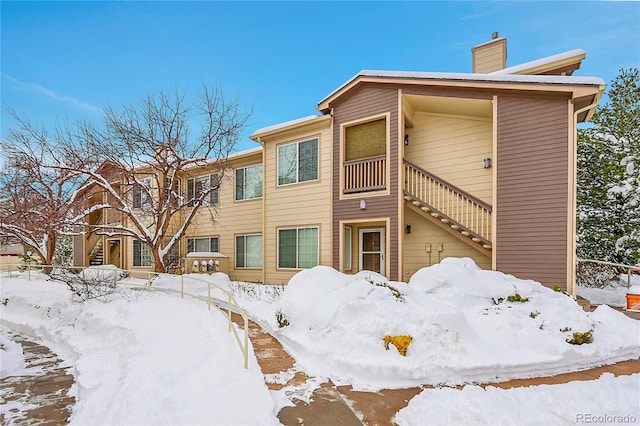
xmin=404 ymin=160 xmax=492 ymax=250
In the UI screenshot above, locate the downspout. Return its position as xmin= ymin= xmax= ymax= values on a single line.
xmin=257 ymin=136 xmax=267 ymax=284
xmin=569 ymin=85 xmax=606 ymax=296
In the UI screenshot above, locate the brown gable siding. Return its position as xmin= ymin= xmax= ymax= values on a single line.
xmin=331 ymin=84 xmax=400 ymax=279
xmin=496 ymin=94 xmax=570 ymax=288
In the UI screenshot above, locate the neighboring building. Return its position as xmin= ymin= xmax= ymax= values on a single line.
xmin=76 ymin=34 xmax=605 ymax=293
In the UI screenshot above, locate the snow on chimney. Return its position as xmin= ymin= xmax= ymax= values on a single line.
xmin=472 ymin=32 xmax=507 ymax=73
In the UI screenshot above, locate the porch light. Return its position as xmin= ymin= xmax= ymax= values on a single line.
xmin=404 ymin=134 xmax=409 ymax=146
xmin=360 ymin=199 xmax=367 ymax=210
xmin=405 ymin=225 xmax=411 ymax=234
xmin=483 ymin=158 xmax=492 ymax=168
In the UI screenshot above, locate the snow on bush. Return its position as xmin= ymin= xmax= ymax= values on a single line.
xmin=273 ymin=258 xmax=640 ymax=390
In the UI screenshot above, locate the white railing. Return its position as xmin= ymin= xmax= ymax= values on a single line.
xmin=0 ymin=263 xmax=250 ymax=369
xmin=577 ymin=258 xmax=640 ymax=290
xmin=404 ymin=160 xmax=492 ymax=242
xmin=344 ymin=155 xmax=386 ymax=194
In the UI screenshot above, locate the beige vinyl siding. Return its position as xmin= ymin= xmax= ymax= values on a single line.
xmin=402 ymin=207 xmax=491 ymax=279
xmin=263 ymin=122 xmax=332 ymax=284
xmin=496 ymin=94 xmax=570 ymax=288
xmin=183 ymin=152 xmax=264 ymax=282
xmin=331 ymin=85 xmax=400 ymax=279
xmin=405 ymin=112 xmax=493 ymax=203
xmin=472 ymin=38 xmax=507 ymax=73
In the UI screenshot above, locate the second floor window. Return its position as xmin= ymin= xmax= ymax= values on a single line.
xmin=278 ymin=138 xmax=318 ymax=185
xmin=133 ymin=178 xmax=152 ymax=208
xmin=187 ymin=175 xmax=219 ymax=206
xmin=235 ymin=164 xmax=262 ymax=201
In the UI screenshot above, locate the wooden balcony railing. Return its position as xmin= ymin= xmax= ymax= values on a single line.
xmin=344 ymin=155 xmax=386 ymax=194
xmin=404 ymin=160 xmax=492 ymax=242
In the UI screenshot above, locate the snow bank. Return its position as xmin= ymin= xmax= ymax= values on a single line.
xmin=0 ymin=331 xmax=25 ymax=378
xmin=271 ymin=258 xmax=640 ymax=390
xmin=394 ymin=373 xmax=640 ymax=426
xmin=0 ymin=274 xmax=278 ymax=425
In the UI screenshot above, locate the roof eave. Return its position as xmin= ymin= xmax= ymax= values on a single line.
xmin=250 ymin=115 xmax=331 ymax=141
xmin=317 ymin=74 xmax=606 ymax=112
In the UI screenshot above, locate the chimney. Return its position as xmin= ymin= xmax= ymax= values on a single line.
xmin=472 ymin=32 xmax=507 ymax=73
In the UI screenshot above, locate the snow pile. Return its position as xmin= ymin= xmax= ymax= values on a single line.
xmin=270 ymin=258 xmax=640 ymax=389
xmin=0 ymin=274 xmax=278 ymax=425
xmin=394 ymin=373 xmax=640 ymax=425
xmin=0 ymin=331 xmax=26 ymax=378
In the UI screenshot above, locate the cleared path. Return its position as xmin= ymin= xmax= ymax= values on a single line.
xmin=0 ymin=333 xmax=75 ymax=425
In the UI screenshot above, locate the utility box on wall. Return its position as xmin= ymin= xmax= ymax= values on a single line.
xmin=184 ymin=252 xmax=229 ymax=274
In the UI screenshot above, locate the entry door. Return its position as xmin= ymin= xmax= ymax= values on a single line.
xmin=108 ymin=239 xmax=121 ymax=268
xmin=359 ymin=228 xmax=385 ymax=275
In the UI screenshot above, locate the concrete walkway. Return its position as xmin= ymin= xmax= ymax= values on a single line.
xmin=0 ymin=333 xmax=75 ymax=425
xmin=231 ymin=314 xmax=640 ymax=426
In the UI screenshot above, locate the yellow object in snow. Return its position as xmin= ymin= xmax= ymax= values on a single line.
xmin=383 ymin=335 xmax=412 ymax=356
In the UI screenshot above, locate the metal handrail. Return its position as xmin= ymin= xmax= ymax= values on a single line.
xmin=0 ymin=262 xmax=250 ymax=369
xmin=577 ymin=258 xmax=640 ymax=290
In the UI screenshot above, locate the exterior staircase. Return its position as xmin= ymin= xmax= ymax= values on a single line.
xmin=404 ymin=160 xmax=492 ymax=256
xmin=88 ymin=238 xmax=104 ymax=266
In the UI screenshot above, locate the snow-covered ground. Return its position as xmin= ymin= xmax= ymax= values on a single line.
xmin=1 ymin=258 xmax=639 ymax=425
xmin=577 ymin=272 xmax=640 ymax=307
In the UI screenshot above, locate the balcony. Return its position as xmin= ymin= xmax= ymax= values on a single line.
xmin=343 ymin=155 xmax=386 ymax=194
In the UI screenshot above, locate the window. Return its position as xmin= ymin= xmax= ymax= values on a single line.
xmin=163 ymin=238 xmax=180 ymax=270
xmin=187 ymin=175 xmax=219 ymax=206
xmin=163 ymin=178 xmax=180 ymax=206
xmin=345 ymin=118 xmax=386 ymax=161
xmin=344 ymin=226 xmax=352 ymax=270
xmin=187 ymin=237 xmax=219 ymax=253
xmin=133 ymin=240 xmax=152 ymax=267
xmin=235 ymin=164 xmax=262 ymax=200
xmin=235 ymin=234 xmax=262 ymax=268
xmin=278 ymin=227 xmax=319 ymax=269
xmin=133 ymin=178 xmax=152 ymax=208
xmin=278 ymin=138 xmax=318 ymax=185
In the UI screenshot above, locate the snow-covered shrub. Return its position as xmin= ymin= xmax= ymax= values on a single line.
xmin=576 ymin=262 xmax=619 ymax=288
xmin=50 ymin=266 xmax=127 ymax=302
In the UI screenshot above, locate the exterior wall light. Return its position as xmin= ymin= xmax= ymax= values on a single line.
xmin=404 ymin=134 xmax=410 ymax=146
xmin=483 ymin=158 xmax=492 ymax=168
xmin=405 ymin=225 xmax=411 ymax=234
xmin=360 ymin=199 xmax=367 ymax=210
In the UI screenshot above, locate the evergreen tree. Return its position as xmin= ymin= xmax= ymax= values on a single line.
xmin=577 ymin=68 xmax=640 ymax=265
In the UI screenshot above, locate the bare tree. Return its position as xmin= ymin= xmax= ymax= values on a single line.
xmin=0 ymin=112 xmax=84 ymax=267
xmin=62 ymin=85 xmax=250 ymax=272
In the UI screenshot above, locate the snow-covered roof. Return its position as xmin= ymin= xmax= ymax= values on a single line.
xmin=317 ymin=70 xmax=605 ymax=109
xmin=227 ymin=146 xmax=262 ymax=160
xmin=250 ymin=115 xmax=328 ymax=139
xmin=491 ymin=49 xmax=586 ymax=75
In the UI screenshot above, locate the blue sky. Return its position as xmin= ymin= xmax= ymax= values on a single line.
xmin=2 ymin=1 xmax=639 ymax=152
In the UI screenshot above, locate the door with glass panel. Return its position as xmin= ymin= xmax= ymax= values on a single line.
xmin=359 ymin=228 xmax=385 ymax=275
